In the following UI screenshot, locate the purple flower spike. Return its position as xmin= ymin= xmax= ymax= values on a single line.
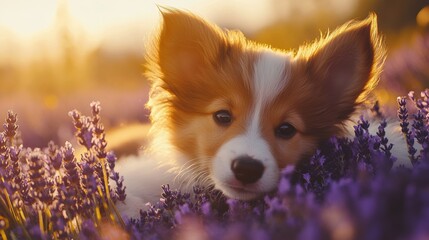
xmin=371 ymin=101 xmax=383 ymax=119
xmin=79 ymin=219 xmax=100 ymax=240
xmin=0 ymin=105 xmax=129 ymax=238
xmin=27 ymin=150 xmax=54 ymax=208
xmin=69 ymin=110 xmax=93 ymax=150
xmin=397 ymin=96 xmax=418 ymax=164
xmin=61 ymin=142 xmax=82 ymax=201
xmin=0 ymin=133 xmax=8 ymax=173
xmin=6 ymin=88 xmax=429 ymax=239
xmin=3 ymin=110 xmax=18 ymax=144
xmin=413 ymin=110 xmax=429 ymax=160
xmin=375 ymin=120 xmax=394 ymax=170
xmin=90 ymin=101 xmax=101 ymax=126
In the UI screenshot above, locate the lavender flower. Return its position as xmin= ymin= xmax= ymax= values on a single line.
xmin=0 ymin=133 xmax=8 ymax=171
xmin=370 ymin=101 xmax=383 ymax=119
xmin=3 ymin=111 xmax=18 ymax=145
xmin=397 ymin=96 xmax=418 ymax=164
xmin=90 ymin=101 xmax=101 ymax=126
xmin=27 ymin=151 xmax=49 ymax=207
xmin=46 ymin=141 xmax=62 ymax=172
xmin=79 ymin=219 xmax=100 ymax=240
xmin=20 ymin=178 xmax=36 ymax=207
xmin=4 ymin=92 xmax=429 ymax=239
xmin=376 ymin=120 xmax=392 ymax=157
xmin=354 ymin=117 xmax=372 ymax=164
xmin=413 ymin=110 xmax=429 ymax=159
xmin=69 ymin=110 xmax=93 ymax=150
xmin=0 ymin=103 xmax=126 ymax=239
xmin=49 ymin=212 xmax=67 ymax=239
xmin=80 ymin=162 xmax=98 ymax=217
xmin=61 ymin=142 xmax=81 ymax=189
xmin=106 ymin=161 xmax=119 ymax=201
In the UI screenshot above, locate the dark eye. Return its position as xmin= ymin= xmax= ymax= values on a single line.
xmin=275 ymin=123 xmax=296 ymax=139
xmin=213 ymin=110 xmax=232 ymax=126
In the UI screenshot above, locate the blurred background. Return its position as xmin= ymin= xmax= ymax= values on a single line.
xmin=0 ymin=0 xmax=428 ymax=149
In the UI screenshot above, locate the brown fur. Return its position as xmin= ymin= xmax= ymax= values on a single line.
xmin=292 ymin=13 xmax=385 ymax=138
xmin=144 ymin=9 xmax=384 ymax=182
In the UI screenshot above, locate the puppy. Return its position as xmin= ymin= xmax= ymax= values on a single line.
xmin=116 ymin=9 xmax=384 ymax=217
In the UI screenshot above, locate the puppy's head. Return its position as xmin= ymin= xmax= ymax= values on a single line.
xmin=145 ymin=9 xmax=384 ymax=200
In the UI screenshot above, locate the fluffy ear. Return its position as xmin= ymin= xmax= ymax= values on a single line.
xmin=290 ymin=14 xmax=384 ymax=137
xmin=304 ymin=14 xmax=383 ymax=121
xmin=148 ymin=9 xmax=227 ymax=93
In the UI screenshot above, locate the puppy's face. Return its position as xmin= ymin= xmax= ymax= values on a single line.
xmin=145 ymin=10 xmax=383 ymax=199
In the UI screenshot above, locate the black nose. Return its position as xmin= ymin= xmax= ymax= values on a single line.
xmin=231 ymin=156 xmax=265 ymax=184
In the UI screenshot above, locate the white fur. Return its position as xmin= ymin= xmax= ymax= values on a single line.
xmin=115 ymin=132 xmax=195 ymax=218
xmin=251 ymin=50 xmax=291 ymax=124
xmin=212 ymin=133 xmax=280 ymax=199
xmin=211 ymin=50 xmax=291 ymax=199
xmin=115 ymin=155 xmax=176 ymax=218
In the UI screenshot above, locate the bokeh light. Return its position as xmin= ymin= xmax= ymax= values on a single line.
xmin=0 ymin=0 xmax=428 ymax=149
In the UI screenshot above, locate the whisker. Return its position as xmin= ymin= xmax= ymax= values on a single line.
xmin=172 ymin=156 xmax=213 ymax=192
xmin=173 ymin=161 xmax=199 ymax=182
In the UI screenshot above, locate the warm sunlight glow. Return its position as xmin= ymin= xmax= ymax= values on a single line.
xmin=1 ymin=0 xmax=358 ymax=36
xmin=0 ymin=1 xmax=57 ymax=37
xmin=0 ymin=0 xmax=425 ymax=152
xmin=0 ymin=0 xmax=358 ymax=58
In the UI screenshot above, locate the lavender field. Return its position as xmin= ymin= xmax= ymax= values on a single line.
xmin=2 ymin=92 xmax=429 ymax=239
xmin=1 ymin=1 xmax=429 ymax=239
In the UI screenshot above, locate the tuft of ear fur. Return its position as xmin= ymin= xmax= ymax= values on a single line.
xmin=145 ymin=8 xmax=228 ymax=97
xmin=295 ymin=13 xmax=385 ymax=136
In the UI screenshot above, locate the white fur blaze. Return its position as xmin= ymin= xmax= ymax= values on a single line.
xmin=211 ymin=50 xmax=291 ymax=200
xmin=248 ymin=50 xmax=291 ymax=136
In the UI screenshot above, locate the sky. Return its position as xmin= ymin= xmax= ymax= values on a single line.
xmin=0 ymin=0 xmax=276 ymax=39
xmin=0 ymin=0 xmax=357 ymax=61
